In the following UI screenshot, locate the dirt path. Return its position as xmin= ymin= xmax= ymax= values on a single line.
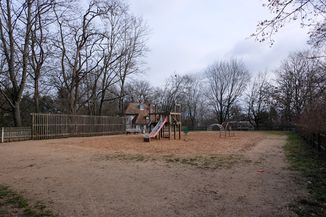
xmin=0 ymin=134 xmax=305 ymax=217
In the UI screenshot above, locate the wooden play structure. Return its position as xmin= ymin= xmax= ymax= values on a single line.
xmin=144 ymin=104 xmax=182 ymax=142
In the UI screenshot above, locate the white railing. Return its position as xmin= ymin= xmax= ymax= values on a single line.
xmin=0 ymin=127 xmax=32 ymax=143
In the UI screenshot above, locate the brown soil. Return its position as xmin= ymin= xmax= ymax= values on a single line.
xmin=46 ymin=131 xmax=264 ymax=155
xmin=0 ymin=131 xmax=306 ymax=217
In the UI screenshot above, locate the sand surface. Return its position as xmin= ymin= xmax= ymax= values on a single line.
xmin=0 ymin=132 xmax=306 ymax=216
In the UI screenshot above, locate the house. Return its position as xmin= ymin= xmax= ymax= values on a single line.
xmin=125 ymin=103 xmax=151 ymax=133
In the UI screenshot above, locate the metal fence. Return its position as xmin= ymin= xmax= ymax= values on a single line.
xmin=297 ymin=126 xmax=326 ymax=152
xmin=1 ymin=127 xmax=32 ymax=143
xmin=31 ymin=113 xmax=126 ymax=140
xmin=302 ymin=132 xmax=326 ymax=152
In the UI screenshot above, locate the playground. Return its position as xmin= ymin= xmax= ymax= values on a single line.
xmin=0 ymin=131 xmax=307 ymax=216
xmin=57 ymin=131 xmax=264 ymax=155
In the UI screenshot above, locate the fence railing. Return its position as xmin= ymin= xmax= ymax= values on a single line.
xmin=297 ymin=126 xmax=326 ymax=152
xmin=1 ymin=127 xmax=32 ymax=143
xmin=303 ymin=133 xmax=326 ymax=152
xmin=31 ymin=113 xmax=126 ymax=140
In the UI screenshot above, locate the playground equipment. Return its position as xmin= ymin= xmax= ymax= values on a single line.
xmin=219 ymin=122 xmax=234 ymax=137
xmin=144 ymin=104 xmax=182 ymax=142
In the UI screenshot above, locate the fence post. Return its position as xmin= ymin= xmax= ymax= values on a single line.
xmin=1 ymin=127 xmax=4 ymax=143
xmin=31 ymin=113 xmax=34 ymax=140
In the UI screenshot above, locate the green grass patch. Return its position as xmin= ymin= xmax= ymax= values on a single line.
xmin=284 ymin=132 xmax=326 ymax=217
xmin=101 ymin=153 xmax=152 ymax=162
xmin=100 ymin=153 xmax=249 ymax=169
xmin=0 ymin=184 xmax=55 ymax=217
xmin=162 ymin=154 xmax=249 ymax=169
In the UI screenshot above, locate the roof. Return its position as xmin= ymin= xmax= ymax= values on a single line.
xmin=125 ymin=103 xmax=150 ymax=125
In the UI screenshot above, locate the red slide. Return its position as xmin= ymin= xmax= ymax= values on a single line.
xmin=148 ymin=116 xmax=168 ymax=138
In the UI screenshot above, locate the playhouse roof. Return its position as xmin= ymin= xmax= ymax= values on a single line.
xmin=125 ymin=103 xmax=150 ymax=125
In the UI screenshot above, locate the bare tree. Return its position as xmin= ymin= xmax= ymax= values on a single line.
xmin=85 ymin=1 xmax=129 ymax=115
xmin=29 ymin=0 xmax=55 ymax=113
xmin=205 ymin=59 xmax=250 ymax=124
xmin=254 ymin=0 xmax=326 ymax=46
xmin=274 ymin=51 xmax=320 ymax=125
xmin=183 ymin=75 xmax=203 ymax=129
xmin=0 ymin=0 xmax=35 ymax=126
xmin=0 ymin=0 xmax=148 ymax=126
xmin=117 ymin=16 xmax=148 ymax=115
xmin=125 ymin=80 xmax=152 ymax=103
xmin=247 ymin=73 xmax=271 ymax=129
xmin=51 ymin=0 xmax=147 ymax=115
xmin=53 ymin=1 xmax=104 ymax=114
xmin=153 ymin=74 xmax=192 ymax=113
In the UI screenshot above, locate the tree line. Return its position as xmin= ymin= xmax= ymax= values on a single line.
xmin=130 ymin=0 xmax=326 ymax=134
xmin=125 ymin=52 xmax=325 ymax=133
xmin=0 ymin=0 xmax=147 ymax=126
xmin=0 ymin=0 xmax=325 ymax=136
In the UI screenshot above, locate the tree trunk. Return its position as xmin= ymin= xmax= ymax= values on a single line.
xmin=191 ymin=118 xmax=195 ymax=130
xmin=219 ymin=111 xmax=223 ymax=124
xmin=119 ymin=80 xmax=125 ymax=115
xmin=34 ymin=78 xmax=40 ymax=113
xmin=119 ymin=98 xmax=124 ymax=115
xmin=13 ymin=102 xmax=22 ymax=127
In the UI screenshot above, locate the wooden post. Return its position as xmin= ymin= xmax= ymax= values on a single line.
xmin=31 ymin=113 xmax=34 ymax=140
xmin=179 ymin=114 xmax=182 ymax=140
xmin=46 ymin=114 xmax=49 ymax=139
xmin=179 ymin=123 xmax=181 ymax=140
xmin=168 ymin=124 xmax=170 ymax=140
xmin=174 ymin=124 xmax=176 ymax=140
xmin=169 ymin=115 xmax=171 ymax=140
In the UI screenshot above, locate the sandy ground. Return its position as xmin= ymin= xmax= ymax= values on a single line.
xmin=0 ymin=132 xmax=306 ymax=217
xmin=42 ymin=131 xmax=265 ymax=155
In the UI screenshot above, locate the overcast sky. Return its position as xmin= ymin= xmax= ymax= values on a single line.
xmin=127 ymin=0 xmax=309 ymax=86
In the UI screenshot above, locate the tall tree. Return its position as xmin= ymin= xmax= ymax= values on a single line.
xmin=125 ymin=80 xmax=152 ymax=103
xmin=205 ymin=59 xmax=250 ymax=124
xmin=52 ymin=0 xmax=147 ymax=115
xmin=154 ymin=74 xmax=192 ymax=113
xmin=247 ymin=73 xmax=271 ymax=129
xmin=29 ymin=0 xmax=54 ymax=113
xmin=183 ymin=75 xmax=203 ymax=129
xmin=117 ymin=16 xmax=148 ymax=115
xmin=0 ymin=0 xmax=34 ymax=126
xmin=274 ymin=51 xmax=320 ymax=125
